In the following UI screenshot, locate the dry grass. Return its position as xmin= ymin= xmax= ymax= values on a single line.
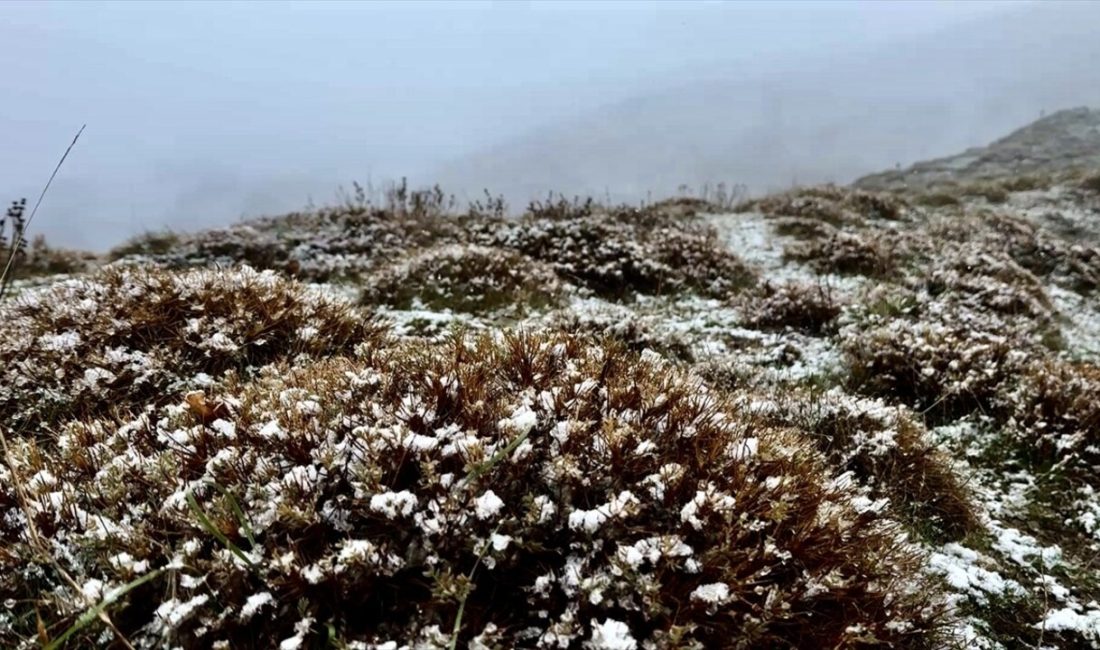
xmin=742 ymin=282 xmax=842 ymax=335
xmin=361 ymin=244 xmax=563 ymax=314
xmin=0 ymin=331 xmax=945 ymax=648
xmin=482 ymin=204 xmax=756 ymax=300
xmin=785 ymin=231 xmax=896 ymax=278
xmin=0 ymin=265 xmax=384 ymax=433
xmin=762 ymin=393 xmax=979 ymax=543
xmin=749 ymin=185 xmax=906 ymax=225
xmin=843 ymin=317 xmax=1020 ymax=425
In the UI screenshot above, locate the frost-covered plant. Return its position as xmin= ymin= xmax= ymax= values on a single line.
xmin=1001 ymin=359 xmax=1100 ymax=479
xmin=743 ymin=281 xmax=842 ymax=335
xmin=361 ymin=244 xmax=564 ymax=314
xmin=0 ymin=264 xmax=385 ymax=432
xmin=785 ymin=230 xmax=896 ymax=278
xmin=843 ymin=313 xmax=1026 ymax=424
xmin=482 ymin=207 xmax=755 ymax=299
xmin=755 ymin=390 xmax=978 ymax=542
xmin=749 ymin=185 xmax=906 ymax=225
xmin=922 ymin=246 xmax=1051 ymax=320
xmin=107 ymin=200 xmax=479 ymax=283
xmin=1 ymin=332 xmax=945 ymax=649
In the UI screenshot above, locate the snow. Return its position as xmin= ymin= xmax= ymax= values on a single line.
xmin=690 ymin=582 xmax=730 ymax=605
xmin=586 ymin=618 xmax=637 ymax=650
xmin=474 ymin=490 xmax=505 ymax=520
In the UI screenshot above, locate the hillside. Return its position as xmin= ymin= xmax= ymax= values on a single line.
xmin=2 ymin=118 xmax=1100 ymax=647
xmin=433 ymin=2 xmax=1100 ymax=205
xmin=856 ymin=107 xmax=1100 ymax=191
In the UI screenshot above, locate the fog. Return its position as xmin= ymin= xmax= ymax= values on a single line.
xmin=0 ymin=0 xmax=1088 ymax=250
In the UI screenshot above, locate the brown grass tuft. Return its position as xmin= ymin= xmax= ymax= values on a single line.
xmin=0 ymin=332 xmax=945 ymax=648
xmin=360 ymin=244 xmax=563 ymax=314
xmin=743 ymin=281 xmax=842 ymax=335
xmin=0 ymin=265 xmax=385 ymax=432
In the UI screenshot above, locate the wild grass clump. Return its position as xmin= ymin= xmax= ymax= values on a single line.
xmin=107 ymin=186 xmax=477 ymax=283
xmin=756 ymin=390 xmax=979 ymax=543
xmin=966 ymin=214 xmax=1100 ymax=295
xmin=361 ymin=244 xmax=563 ymax=314
xmin=843 ymin=316 xmax=1022 ymax=425
xmin=923 ymin=247 xmax=1052 ymax=319
xmin=785 ymin=231 xmax=895 ymax=278
xmin=1000 ymin=358 xmax=1100 ymax=479
xmin=749 ymin=185 xmax=905 ymax=225
xmin=545 ymin=307 xmax=697 ymax=363
xmin=483 ymin=205 xmax=755 ymax=299
xmin=742 ymin=281 xmax=842 ymax=335
xmin=107 ymin=230 xmax=181 ymax=261
xmin=0 ymin=264 xmax=384 ymax=432
xmin=15 ymin=235 xmax=97 ymax=278
xmin=913 ymin=192 xmax=961 ymax=208
xmin=0 ymin=332 xmax=945 ymax=649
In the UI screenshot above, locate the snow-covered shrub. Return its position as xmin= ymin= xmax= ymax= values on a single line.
xmin=757 ymin=390 xmax=978 ymax=542
xmin=108 ymin=204 xmax=479 ymax=283
xmin=941 ymin=214 xmax=1100 ymax=295
xmin=361 ymin=244 xmax=564 ymax=314
xmin=750 ymin=185 xmax=906 ymax=225
xmin=1 ymin=332 xmax=944 ymax=648
xmin=0 ymin=265 xmax=384 ymax=431
xmin=545 ymin=305 xmax=697 ymax=362
xmin=1001 ymin=359 xmax=1100 ymax=479
xmin=843 ymin=315 xmax=1025 ymax=424
xmin=743 ymin=281 xmax=842 ymax=335
xmin=923 ymin=246 xmax=1051 ymax=320
xmin=785 ymin=231 xmax=896 ymax=278
xmin=482 ymin=207 xmax=755 ymax=299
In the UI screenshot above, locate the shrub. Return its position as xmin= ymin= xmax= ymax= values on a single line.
xmin=1000 ymin=359 xmax=1100 ymax=478
xmin=0 ymin=265 xmax=384 ymax=432
xmin=484 ymin=209 xmax=755 ymax=299
xmin=914 ymin=192 xmax=961 ymax=208
xmin=923 ymin=247 xmax=1051 ymax=320
xmin=17 ymin=235 xmax=97 ymax=277
xmin=843 ymin=316 xmax=1024 ymax=424
xmin=758 ymin=391 xmax=978 ymax=543
xmin=107 ymin=230 xmax=181 ymax=261
xmin=107 ymin=199 xmax=478 ymax=283
xmin=742 ymin=282 xmax=842 ymax=335
xmin=0 ymin=332 xmax=944 ymax=648
xmin=545 ymin=306 xmax=696 ymax=363
xmin=772 ymin=217 xmax=836 ymax=240
xmin=361 ymin=244 xmax=563 ymax=314
xmin=750 ymin=186 xmax=905 ymax=225
xmin=785 ymin=231 xmax=894 ymax=278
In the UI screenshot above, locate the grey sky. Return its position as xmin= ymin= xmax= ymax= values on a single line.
xmin=0 ymin=1 xmax=1044 ymax=249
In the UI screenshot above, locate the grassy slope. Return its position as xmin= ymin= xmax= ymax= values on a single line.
xmin=1 ymin=177 xmax=1100 ymax=647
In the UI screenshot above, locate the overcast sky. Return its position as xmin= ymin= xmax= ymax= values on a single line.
xmin=0 ymin=1 xmax=1032 ymax=249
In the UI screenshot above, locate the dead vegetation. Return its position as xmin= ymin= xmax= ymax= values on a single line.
xmin=742 ymin=281 xmax=842 ymax=335
xmin=0 ymin=331 xmax=945 ymax=649
xmin=0 ymin=265 xmax=383 ymax=433
xmin=5 ymin=170 xmax=1100 ymax=647
xmin=360 ymin=244 xmax=563 ymax=314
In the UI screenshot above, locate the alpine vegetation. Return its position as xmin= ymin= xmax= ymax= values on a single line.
xmin=4 ymin=108 xmax=1100 ymax=648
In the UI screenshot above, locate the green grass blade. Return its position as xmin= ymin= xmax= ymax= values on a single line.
xmin=212 ymin=483 xmax=257 ymax=549
xmin=45 ymin=568 xmax=162 ymax=650
xmin=185 ymin=490 xmax=255 ymax=568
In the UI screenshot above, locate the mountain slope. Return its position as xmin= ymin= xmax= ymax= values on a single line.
xmin=855 ymin=107 xmax=1100 ymax=190
xmin=432 ymin=2 xmax=1100 ymax=204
